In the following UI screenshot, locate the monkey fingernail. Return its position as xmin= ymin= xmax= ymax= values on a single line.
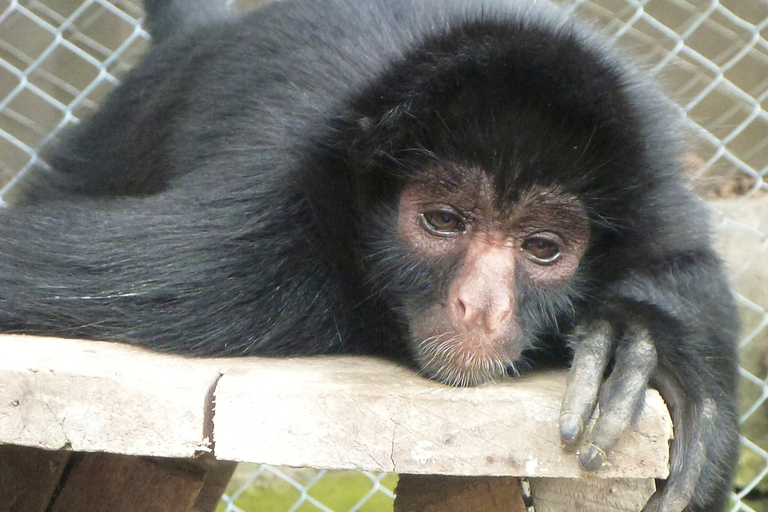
xmin=578 ymin=443 xmax=607 ymax=472
xmin=559 ymin=412 xmax=583 ymax=445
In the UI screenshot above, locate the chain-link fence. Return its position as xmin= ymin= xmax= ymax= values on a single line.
xmin=0 ymin=0 xmax=765 ymax=511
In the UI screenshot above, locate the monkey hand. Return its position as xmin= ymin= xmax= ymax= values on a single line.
xmin=558 ymin=319 xmax=699 ymax=512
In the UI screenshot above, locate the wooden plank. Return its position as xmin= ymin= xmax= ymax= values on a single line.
xmin=395 ymin=475 xmax=526 ymax=512
xmin=529 ymin=477 xmax=656 ymax=511
xmin=48 ymin=453 xmax=204 ymax=512
xmin=0 ymin=335 xmax=220 ymax=458
xmin=213 ymin=357 xmax=672 ymax=478
xmin=0 ymin=443 xmax=70 ymax=512
xmin=0 ymin=444 xmax=231 ymax=512
xmin=190 ymin=457 xmax=238 ymax=512
xmin=0 ymin=335 xmax=672 ymax=479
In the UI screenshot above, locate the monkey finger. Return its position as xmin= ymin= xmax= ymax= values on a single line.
xmin=579 ymin=327 xmax=657 ymax=471
xmin=559 ymin=320 xmax=614 ymax=447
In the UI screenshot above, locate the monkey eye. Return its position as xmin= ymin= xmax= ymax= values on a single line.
xmin=421 ymin=211 xmax=467 ymax=237
xmin=522 ymin=236 xmax=561 ymax=264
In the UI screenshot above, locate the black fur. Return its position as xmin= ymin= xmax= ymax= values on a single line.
xmin=143 ymin=0 xmax=233 ymax=43
xmin=1 ymin=0 xmax=739 ymax=510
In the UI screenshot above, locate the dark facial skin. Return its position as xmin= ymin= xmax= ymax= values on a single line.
xmin=397 ymin=165 xmax=590 ymax=386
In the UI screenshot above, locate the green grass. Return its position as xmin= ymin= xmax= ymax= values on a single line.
xmin=217 ymin=467 xmax=397 ymax=512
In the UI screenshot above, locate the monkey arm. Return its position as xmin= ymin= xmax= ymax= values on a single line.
xmin=561 ymin=252 xmax=740 ymax=512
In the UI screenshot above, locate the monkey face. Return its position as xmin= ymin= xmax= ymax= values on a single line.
xmin=393 ymin=164 xmax=591 ymax=386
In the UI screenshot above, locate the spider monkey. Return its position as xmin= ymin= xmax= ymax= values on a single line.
xmin=0 ymin=0 xmax=739 ymax=510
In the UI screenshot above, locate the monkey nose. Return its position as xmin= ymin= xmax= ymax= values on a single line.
xmin=454 ymin=293 xmax=513 ymax=333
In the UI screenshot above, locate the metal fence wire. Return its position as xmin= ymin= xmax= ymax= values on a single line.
xmin=0 ymin=0 xmax=766 ymax=511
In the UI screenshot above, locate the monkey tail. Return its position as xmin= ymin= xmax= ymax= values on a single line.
xmin=143 ymin=0 xmax=235 ymax=44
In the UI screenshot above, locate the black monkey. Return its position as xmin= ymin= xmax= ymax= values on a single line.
xmin=0 ymin=0 xmax=739 ymax=510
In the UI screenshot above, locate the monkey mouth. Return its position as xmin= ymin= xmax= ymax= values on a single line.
xmin=413 ymin=331 xmax=521 ymax=387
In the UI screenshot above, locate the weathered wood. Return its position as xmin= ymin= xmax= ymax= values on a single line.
xmin=0 ymin=443 xmax=70 ymax=512
xmin=0 ymin=335 xmax=219 ymax=458
xmin=0 ymin=334 xmax=672 ymax=489
xmin=395 ymin=474 xmax=526 ymax=512
xmin=190 ymin=457 xmax=238 ymax=512
xmin=213 ymin=357 xmax=672 ymax=478
xmin=530 ymin=477 xmax=657 ymax=511
xmin=46 ymin=453 xmax=205 ymax=512
xmin=0 ymin=447 xmax=232 ymax=512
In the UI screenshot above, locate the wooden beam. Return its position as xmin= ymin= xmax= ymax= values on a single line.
xmin=395 ymin=475 xmax=526 ymax=512
xmin=0 ymin=443 xmax=70 ymax=512
xmin=0 ymin=336 xmax=219 ymax=458
xmin=529 ymin=477 xmax=657 ymax=512
xmin=0 ymin=335 xmax=672 ymax=481
xmin=47 ymin=453 xmax=205 ymax=512
xmin=213 ymin=357 xmax=672 ymax=478
xmin=190 ymin=457 xmax=238 ymax=512
xmin=0 ymin=445 xmax=236 ymax=512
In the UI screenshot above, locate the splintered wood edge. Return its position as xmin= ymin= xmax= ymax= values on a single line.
xmin=0 ymin=334 xmax=671 ymax=478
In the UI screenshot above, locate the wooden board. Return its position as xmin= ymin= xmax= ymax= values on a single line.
xmin=395 ymin=475 xmax=658 ymax=512
xmin=0 ymin=443 xmax=70 ymax=512
xmin=0 ymin=335 xmax=672 ymax=479
xmin=213 ymin=357 xmax=672 ymax=478
xmin=395 ymin=475 xmax=527 ymax=512
xmin=530 ymin=477 xmax=657 ymax=512
xmin=0 ymin=335 xmax=219 ymax=458
xmin=48 ymin=453 xmax=205 ymax=512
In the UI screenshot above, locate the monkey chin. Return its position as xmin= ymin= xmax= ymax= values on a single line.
xmin=412 ymin=331 xmax=522 ymax=388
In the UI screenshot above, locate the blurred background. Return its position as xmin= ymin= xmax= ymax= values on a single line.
xmin=0 ymin=0 xmax=765 ymax=510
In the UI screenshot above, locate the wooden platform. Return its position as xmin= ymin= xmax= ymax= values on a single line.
xmin=0 ymin=334 xmax=673 ymax=511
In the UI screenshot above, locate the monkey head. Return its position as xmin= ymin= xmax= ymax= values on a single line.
xmin=377 ymin=162 xmax=591 ymax=386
